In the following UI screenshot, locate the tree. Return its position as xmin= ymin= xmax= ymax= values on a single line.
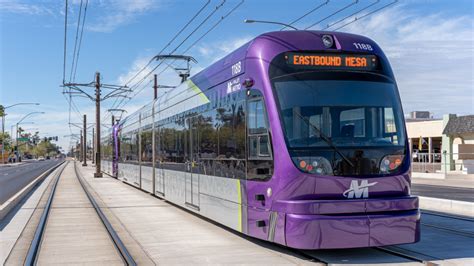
xmin=0 ymin=132 xmax=11 ymax=150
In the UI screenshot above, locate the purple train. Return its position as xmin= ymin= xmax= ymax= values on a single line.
xmin=101 ymin=31 xmax=420 ymax=249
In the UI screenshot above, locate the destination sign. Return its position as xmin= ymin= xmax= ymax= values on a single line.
xmin=286 ymin=53 xmax=377 ymax=71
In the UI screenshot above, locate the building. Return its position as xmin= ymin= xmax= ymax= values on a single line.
xmin=406 ymin=113 xmax=474 ymax=174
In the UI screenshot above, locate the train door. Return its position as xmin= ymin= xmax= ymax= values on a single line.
xmin=185 ymin=116 xmax=200 ymax=210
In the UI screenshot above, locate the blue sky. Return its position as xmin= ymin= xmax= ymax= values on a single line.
xmin=1 ymin=0 xmax=473 ymax=151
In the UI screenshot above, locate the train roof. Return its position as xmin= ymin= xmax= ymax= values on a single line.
xmin=117 ymin=30 xmax=387 ymax=128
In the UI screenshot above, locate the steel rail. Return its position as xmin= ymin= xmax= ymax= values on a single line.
xmin=421 ymin=210 xmax=474 ymax=222
xmin=24 ymin=161 xmax=68 ymax=265
xmin=73 ymin=162 xmax=136 ymax=266
xmin=421 ymin=222 xmax=474 ymax=238
xmin=374 ymin=246 xmax=439 ymax=265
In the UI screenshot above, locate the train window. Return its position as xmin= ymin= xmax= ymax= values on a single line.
xmin=247 ymin=90 xmax=274 ymax=181
xmin=140 ymin=129 xmax=153 ymax=164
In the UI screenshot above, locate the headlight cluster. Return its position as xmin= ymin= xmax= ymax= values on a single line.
xmin=294 ymin=157 xmax=333 ymax=175
xmin=380 ymin=155 xmax=404 ymax=174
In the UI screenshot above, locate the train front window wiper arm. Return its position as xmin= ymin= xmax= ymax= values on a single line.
xmin=293 ymin=110 xmax=354 ymax=168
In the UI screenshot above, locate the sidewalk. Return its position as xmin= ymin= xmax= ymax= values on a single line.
xmin=0 ymin=162 xmax=25 ymax=168
xmin=412 ymin=173 xmax=474 ymax=188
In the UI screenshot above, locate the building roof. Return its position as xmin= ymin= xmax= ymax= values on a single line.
xmin=443 ymin=115 xmax=474 ymax=135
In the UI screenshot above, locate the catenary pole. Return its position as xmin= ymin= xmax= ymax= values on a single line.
xmin=94 ymin=72 xmax=102 ymax=177
xmin=80 ymin=131 xmax=83 ymax=162
xmin=82 ymin=114 xmax=87 ymax=166
xmin=92 ymin=127 xmax=95 ymax=164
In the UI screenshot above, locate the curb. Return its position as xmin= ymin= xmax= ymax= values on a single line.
xmin=0 ymin=162 xmax=64 ymax=220
xmin=419 ymin=196 xmax=474 ymax=218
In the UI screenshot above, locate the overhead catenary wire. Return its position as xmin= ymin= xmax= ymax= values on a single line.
xmin=69 ymin=0 xmax=84 ymax=82
xmin=305 ymin=0 xmax=359 ymax=30
xmin=62 ymin=0 xmax=68 ymax=84
xmin=104 ymin=0 xmax=229 ymax=121
xmin=333 ymin=0 xmax=398 ymax=31
xmin=122 ymin=0 xmax=211 ymax=88
xmin=281 ymin=0 xmax=330 ymax=30
xmin=72 ymin=0 xmax=89 ymax=82
xmin=324 ymin=0 xmax=379 ymax=30
xmin=104 ymin=0 xmax=217 ymax=122
xmin=108 ymin=0 xmax=243 ymax=117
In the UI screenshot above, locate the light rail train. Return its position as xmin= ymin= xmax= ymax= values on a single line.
xmin=101 ymin=31 xmax=420 ymax=249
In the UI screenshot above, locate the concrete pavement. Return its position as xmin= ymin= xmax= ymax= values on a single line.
xmin=0 ymin=159 xmax=63 ymax=204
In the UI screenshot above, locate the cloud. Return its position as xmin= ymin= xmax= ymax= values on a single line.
xmin=196 ymin=36 xmax=253 ymax=64
xmin=0 ymin=0 xmax=54 ymax=15
xmin=339 ymin=6 xmax=474 ymax=117
xmin=87 ymin=0 xmax=162 ymax=32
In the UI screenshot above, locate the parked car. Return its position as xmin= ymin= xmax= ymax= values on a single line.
xmin=38 ymin=156 xmax=45 ymax=161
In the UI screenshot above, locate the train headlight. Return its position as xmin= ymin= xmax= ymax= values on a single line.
xmin=294 ymin=157 xmax=332 ymax=175
xmin=380 ymin=155 xmax=404 ymax=174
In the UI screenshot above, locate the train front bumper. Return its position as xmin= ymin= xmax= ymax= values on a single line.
xmin=272 ymin=196 xmax=420 ymax=249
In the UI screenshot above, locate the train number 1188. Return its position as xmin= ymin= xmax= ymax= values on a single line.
xmin=353 ymin=42 xmax=373 ymax=51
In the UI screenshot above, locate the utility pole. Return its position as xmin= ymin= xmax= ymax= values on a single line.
xmin=94 ymin=72 xmax=102 ymax=177
xmin=63 ymin=72 xmax=129 ymax=177
xmin=80 ymin=131 xmax=83 ymax=163
xmin=82 ymin=114 xmax=87 ymax=166
xmin=92 ymin=128 xmax=95 ymax=164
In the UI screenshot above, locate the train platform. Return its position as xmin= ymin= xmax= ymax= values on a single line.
xmin=75 ymin=162 xmax=316 ymax=265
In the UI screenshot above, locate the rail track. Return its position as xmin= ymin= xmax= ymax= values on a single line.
xmin=22 ymin=161 xmax=136 ymax=265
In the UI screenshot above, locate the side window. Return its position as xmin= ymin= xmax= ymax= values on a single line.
xmin=247 ymin=90 xmax=274 ymax=181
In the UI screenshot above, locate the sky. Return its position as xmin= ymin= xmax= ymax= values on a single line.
xmin=0 ymin=0 xmax=473 ymax=152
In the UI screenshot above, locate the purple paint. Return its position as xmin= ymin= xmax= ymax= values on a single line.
xmin=111 ymin=31 xmax=419 ymax=249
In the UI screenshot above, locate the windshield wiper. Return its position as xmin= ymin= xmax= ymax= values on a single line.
xmin=293 ymin=111 xmax=354 ymax=168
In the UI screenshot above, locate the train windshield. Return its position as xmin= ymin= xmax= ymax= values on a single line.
xmin=271 ymin=71 xmax=407 ymax=176
xmin=274 ymin=74 xmax=405 ymax=148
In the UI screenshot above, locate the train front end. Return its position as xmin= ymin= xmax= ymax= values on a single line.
xmin=246 ymin=31 xmax=420 ymax=249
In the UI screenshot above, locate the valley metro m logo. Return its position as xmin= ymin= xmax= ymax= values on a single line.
xmin=343 ymin=180 xmax=378 ymax=199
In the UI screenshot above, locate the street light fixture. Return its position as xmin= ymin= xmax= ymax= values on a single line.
xmin=15 ymin=112 xmax=45 ymax=161
xmin=11 ymin=122 xmax=35 ymax=138
xmin=1 ymin=102 xmax=40 ymax=164
xmin=244 ymin=19 xmax=299 ymax=30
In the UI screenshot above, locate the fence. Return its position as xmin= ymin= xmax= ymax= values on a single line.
xmin=412 ymin=152 xmax=474 ymax=174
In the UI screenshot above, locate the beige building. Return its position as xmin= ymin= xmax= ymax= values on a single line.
xmin=406 ymin=114 xmax=474 ymax=173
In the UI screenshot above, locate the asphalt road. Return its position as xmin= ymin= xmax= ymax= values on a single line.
xmin=412 ymin=183 xmax=474 ymax=202
xmin=0 ymin=159 xmax=63 ymax=205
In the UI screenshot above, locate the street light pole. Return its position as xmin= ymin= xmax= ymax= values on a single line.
xmin=0 ymin=103 xmax=39 ymax=164
xmin=14 ymin=111 xmax=44 ymax=162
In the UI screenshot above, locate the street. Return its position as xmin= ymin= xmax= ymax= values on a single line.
xmin=0 ymin=159 xmax=63 ymax=204
xmin=412 ymin=183 xmax=474 ymax=202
